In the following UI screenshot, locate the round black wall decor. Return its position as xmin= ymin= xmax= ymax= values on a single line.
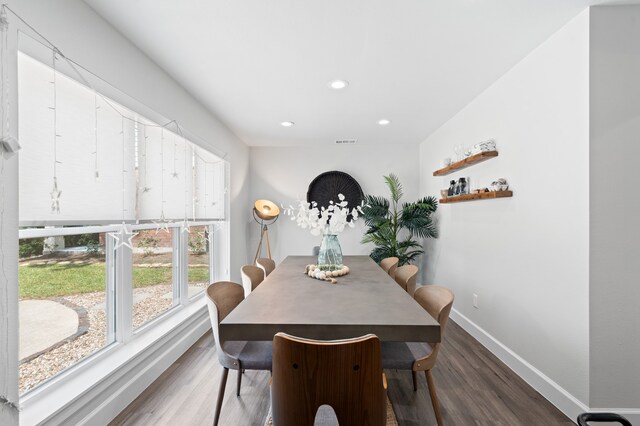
xmin=307 ymin=171 xmax=364 ymax=220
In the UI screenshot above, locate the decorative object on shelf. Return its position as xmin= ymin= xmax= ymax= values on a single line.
xmin=252 ymin=199 xmax=280 ymax=263
xmin=447 ymin=180 xmax=456 ymax=196
xmin=441 ymin=157 xmax=452 ymax=167
xmin=471 ymin=139 xmax=496 ymax=155
xmin=473 ymin=188 xmax=490 ymax=194
xmin=303 ymin=263 xmax=350 ymax=284
xmin=361 ymin=174 xmax=438 ymax=266
xmin=433 ymin=150 xmax=499 ymax=176
xmin=491 ymin=178 xmax=509 ymax=191
xmin=454 ymin=144 xmax=464 ymax=162
xmin=440 ymin=189 xmax=448 ymax=199
xmin=457 ymin=177 xmax=469 ymax=195
xmin=284 ymin=193 xmax=363 ymax=270
xmin=307 ymin=171 xmax=364 ymax=222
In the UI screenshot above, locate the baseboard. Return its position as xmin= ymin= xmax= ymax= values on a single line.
xmin=450 ymin=309 xmax=640 ymax=425
xmin=449 ymin=308 xmax=589 ymax=422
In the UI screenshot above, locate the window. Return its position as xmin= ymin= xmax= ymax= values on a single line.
xmin=17 ymin=42 xmax=228 ymax=395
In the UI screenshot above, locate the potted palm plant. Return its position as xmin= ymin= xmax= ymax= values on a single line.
xmin=362 ymin=174 xmax=438 ymax=265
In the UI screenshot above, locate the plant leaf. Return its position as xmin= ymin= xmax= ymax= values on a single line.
xmin=383 ymin=174 xmax=403 ymax=204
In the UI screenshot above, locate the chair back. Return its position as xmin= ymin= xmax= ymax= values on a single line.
xmin=394 ymin=264 xmax=418 ymax=295
xmin=412 ymin=285 xmax=454 ymax=370
xmin=380 ymin=257 xmax=399 ymax=278
xmin=241 ymin=265 xmax=264 ymax=296
xmin=271 ymin=333 xmax=386 ymax=426
xmin=206 ymin=281 xmax=244 ymax=368
xmin=256 ymin=257 xmax=276 ymax=278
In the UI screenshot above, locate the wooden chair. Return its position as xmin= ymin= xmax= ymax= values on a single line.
xmin=394 ymin=264 xmax=418 ymax=296
xmin=240 ymin=264 xmax=264 ymax=297
xmin=380 ymin=257 xmax=399 ymax=279
xmin=271 ymin=333 xmax=387 ymax=426
xmin=205 ymin=282 xmax=272 ymax=426
xmin=381 ymin=285 xmax=454 ymax=426
xmin=255 ymin=257 xmax=276 ymax=278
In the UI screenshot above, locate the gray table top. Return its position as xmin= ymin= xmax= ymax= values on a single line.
xmin=220 ymin=255 xmax=440 ymax=342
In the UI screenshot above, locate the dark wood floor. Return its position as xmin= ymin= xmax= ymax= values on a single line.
xmin=110 ymin=320 xmax=573 ymax=425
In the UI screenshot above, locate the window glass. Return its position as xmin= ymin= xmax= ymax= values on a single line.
xmin=18 ymin=232 xmax=112 ymax=394
xmin=132 ymin=229 xmax=176 ymax=329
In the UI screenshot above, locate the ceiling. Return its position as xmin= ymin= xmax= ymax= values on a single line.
xmin=84 ymin=0 xmax=623 ymax=147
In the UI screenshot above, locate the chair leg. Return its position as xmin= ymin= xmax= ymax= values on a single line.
xmin=412 ymin=371 xmax=418 ymax=391
xmin=425 ymin=370 xmax=443 ymax=426
xmin=237 ymin=368 xmax=242 ymax=396
xmin=214 ymin=367 xmax=229 ymax=426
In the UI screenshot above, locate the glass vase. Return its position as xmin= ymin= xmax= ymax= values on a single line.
xmin=317 ymin=234 xmax=343 ymax=271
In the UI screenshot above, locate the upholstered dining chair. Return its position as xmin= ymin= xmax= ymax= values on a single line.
xmin=205 ymin=281 xmax=272 ymax=426
xmin=381 ymin=285 xmax=454 ymax=426
xmin=240 ymin=264 xmax=264 ymax=297
xmin=255 ymin=257 xmax=276 ymax=278
xmin=394 ymin=264 xmax=418 ymax=296
xmin=271 ymin=333 xmax=387 ymax=426
xmin=380 ymin=257 xmax=399 ymax=279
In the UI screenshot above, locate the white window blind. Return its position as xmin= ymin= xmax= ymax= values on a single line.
xmin=18 ymin=52 xmax=226 ymax=226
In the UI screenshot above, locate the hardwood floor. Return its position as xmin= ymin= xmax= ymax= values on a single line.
xmin=110 ymin=320 xmax=573 ymax=426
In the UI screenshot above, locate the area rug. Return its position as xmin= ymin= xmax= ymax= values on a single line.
xmin=264 ymin=396 xmax=398 ymax=425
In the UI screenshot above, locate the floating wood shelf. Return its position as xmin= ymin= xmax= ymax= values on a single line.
xmin=439 ymin=190 xmax=513 ymax=204
xmin=433 ymin=151 xmax=499 ymax=176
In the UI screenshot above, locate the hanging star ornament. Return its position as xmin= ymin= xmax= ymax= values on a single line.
xmin=110 ymin=223 xmax=138 ymax=250
xmin=141 ymin=186 xmax=152 ymax=194
xmin=172 ymin=171 xmax=179 ymax=179
xmin=153 ymin=212 xmax=172 ymax=234
xmin=202 ymin=227 xmax=213 ymax=245
xmin=180 ymin=218 xmax=191 ymax=235
xmin=50 ymin=177 xmax=62 ymax=213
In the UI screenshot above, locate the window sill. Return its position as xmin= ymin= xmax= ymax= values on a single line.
xmin=19 ymin=297 xmax=210 ymax=426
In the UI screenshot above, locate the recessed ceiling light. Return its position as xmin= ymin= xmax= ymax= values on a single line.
xmin=280 ymin=121 xmax=295 ymax=127
xmin=378 ymin=119 xmax=391 ymax=126
xmin=328 ymin=79 xmax=349 ymax=90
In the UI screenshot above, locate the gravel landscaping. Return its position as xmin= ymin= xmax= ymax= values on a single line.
xmin=19 ymin=280 xmax=207 ymax=394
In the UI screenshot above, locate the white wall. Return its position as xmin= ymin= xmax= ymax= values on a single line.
xmin=419 ymin=9 xmax=591 ymax=411
xmin=249 ymin=144 xmax=421 ymax=266
xmin=12 ymin=0 xmax=250 ymax=281
xmin=1 ymin=0 xmax=248 ymax=424
xmin=589 ymin=6 xmax=640 ymax=409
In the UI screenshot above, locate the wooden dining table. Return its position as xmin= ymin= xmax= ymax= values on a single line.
xmin=220 ymin=255 xmax=440 ymax=343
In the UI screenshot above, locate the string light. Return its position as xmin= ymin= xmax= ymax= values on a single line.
xmin=153 ymin=128 xmax=171 ymax=234
xmin=93 ymin=91 xmax=99 ymax=180
xmin=121 ymin=116 xmax=126 ymax=222
xmin=110 ymin=223 xmax=138 ymax=251
xmin=178 ymin=125 xmax=190 ymax=234
xmin=140 ymin=125 xmax=151 ymax=193
xmin=49 ymin=49 xmax=61 ymax=214
xmin=172 ymin=135 xmax=179 ymax=179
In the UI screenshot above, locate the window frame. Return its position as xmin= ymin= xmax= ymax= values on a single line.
xmin=17 ymin=219 xmax=226 ymax=398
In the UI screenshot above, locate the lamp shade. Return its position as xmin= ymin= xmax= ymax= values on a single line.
xmin=254 ymin=199 xmax=280 ymax=221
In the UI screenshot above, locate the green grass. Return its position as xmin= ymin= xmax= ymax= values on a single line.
xmin=19 ymin=263 xmax=209 ymax=299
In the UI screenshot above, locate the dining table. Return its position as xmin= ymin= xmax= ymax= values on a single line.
xmin=220 ymin=255 xmax=441 ymax=343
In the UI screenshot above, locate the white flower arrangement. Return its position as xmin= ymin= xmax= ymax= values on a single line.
xmin=283 ymin=194 xmax=364 ymax=236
